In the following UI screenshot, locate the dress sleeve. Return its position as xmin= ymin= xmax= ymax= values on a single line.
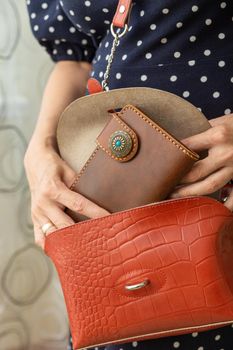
xmin=26 ymin=0 xmax=97 ymax=63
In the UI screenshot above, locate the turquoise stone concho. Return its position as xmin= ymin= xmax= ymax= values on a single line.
xmin=109 ymin=130 xmax=133 ymax=158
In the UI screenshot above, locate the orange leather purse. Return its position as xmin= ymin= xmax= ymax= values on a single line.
xmin=44 ymin=93 xmax=233 ymax=350
xmin=44 ymin=2 xmax=233 ymax=349
xmin=45 ymin=196 xmax=233 ymax=350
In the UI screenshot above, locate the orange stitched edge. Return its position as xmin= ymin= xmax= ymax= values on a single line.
xmin=119 ymin=105 xmax=199 ymax=161
xmin=96 ymin=112 xmax=138 ymax=162
xmin=70 ymin=147 xmax=99 ymax=190
xmin=45 ymin=196 xmax=227 ymax=238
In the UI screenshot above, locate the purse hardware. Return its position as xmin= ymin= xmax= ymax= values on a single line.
xmin=125 ymin=279 xmax=150 ymax=291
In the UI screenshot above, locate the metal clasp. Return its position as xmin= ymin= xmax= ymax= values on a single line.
xmin=110 ymin=23 xmax=128 ymax=38
xmin=125 ymin=279 xmax=150 ymax=291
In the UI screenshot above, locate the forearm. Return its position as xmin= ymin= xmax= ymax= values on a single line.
xmin=31 ymin=60 xmax=92 ymax=149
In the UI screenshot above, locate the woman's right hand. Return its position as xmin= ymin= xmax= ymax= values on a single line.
xmin=24 ymin=136 xmax=110 ymax=250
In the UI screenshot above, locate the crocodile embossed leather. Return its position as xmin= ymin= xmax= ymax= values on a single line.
xmin=44 ymin=196 xmax=233 ymax=350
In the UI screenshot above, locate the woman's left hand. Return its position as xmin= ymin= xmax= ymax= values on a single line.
xmin=170 ymin=114 xmax=233 ymax=210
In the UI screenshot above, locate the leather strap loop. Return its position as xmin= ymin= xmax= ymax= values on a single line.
xmin=96 ymin=110 xmax=139 ymax=162
xmin=112 ymin=0 xmax=133 ymax=28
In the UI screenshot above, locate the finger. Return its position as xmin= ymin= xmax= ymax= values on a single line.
xmin=180 ymin=154 xmax=224 ymax=184
xmin=181 ymin=127 xmax=214 ymax=151
xmin=60 ymin=161 xmax=78 ymax=188
xmin=41 ymin=202 xmax=75 ymax=229
xmin=182 ymin=122 xmax=233 ymax=151
xmin=224 ymin=188 xmax=233 ymax=211
xmin=209 ymin=115 xmax=233 ymax=127
xmin=34 ymin=226 xmax=45 ymax=250
xmin=54 ymin=182 xmax=110 ymax=219
xmin=32 ymin=201 xmax=58 ymax=238
xmin=34 ymin=213 xmax=57 ymax=233
xmin=170 ymin=167 xmax=233 ymax=198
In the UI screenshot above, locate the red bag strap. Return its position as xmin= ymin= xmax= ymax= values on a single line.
xmin=87 ymin=0 xmax=133 ymax=94
xmin=112 ymin=0 xmax=133 ymax=28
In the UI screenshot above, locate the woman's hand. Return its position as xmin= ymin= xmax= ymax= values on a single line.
xmin=24 ymin=137 xmax=110 ymax=250
xmin=170 ymin=114 xmax=233 ymax=210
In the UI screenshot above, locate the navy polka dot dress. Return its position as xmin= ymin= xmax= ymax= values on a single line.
xmin=27 ymin=0 xmax=233 ymax=349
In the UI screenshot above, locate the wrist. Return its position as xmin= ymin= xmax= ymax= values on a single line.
xmin=30 ymin=133 xmax=58 ymax=151
xmin=24 ymin=133 xmax=59 ymax=165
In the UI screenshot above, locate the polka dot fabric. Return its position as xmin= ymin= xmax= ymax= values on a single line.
xmin=26 ymin=0 xmax=98 ymax=62
xmin=26 ymin=0 xmax=233 ymax=119
xmin=67 ymin=325 xmax=233 ymax=350
xmin=27 ymin=0 xmax=233 ymax=349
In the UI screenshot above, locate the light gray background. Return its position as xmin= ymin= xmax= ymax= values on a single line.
xmin=0 ymin=1 xmax=70 ymax=349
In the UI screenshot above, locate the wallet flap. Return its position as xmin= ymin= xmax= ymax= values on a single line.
xmin=96 ymin=112 xmax=139 ymax=162
xmin=118 ymin=104 xmax=199 ymax=161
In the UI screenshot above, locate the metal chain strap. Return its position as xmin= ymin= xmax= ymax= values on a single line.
xmin=101 ymin=34 xmax=120 ymax=91
xmin=101 ymin=24 xmax=128 ymax=91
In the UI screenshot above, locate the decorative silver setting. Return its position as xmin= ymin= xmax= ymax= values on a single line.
xmin=109 ymin=130 xmax=133 ymax=158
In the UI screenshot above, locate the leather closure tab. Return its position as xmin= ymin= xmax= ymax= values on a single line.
xmin=112 ymin=0 xmax=133 ymax=28
xmin=119 ymin=105 xmax=200 ymax=162
xmin=96 ymin=112 xmax=138 ymax=162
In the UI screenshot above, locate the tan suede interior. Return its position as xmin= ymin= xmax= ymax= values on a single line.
xmin=57 ymin=87 xmax=210 ymax=174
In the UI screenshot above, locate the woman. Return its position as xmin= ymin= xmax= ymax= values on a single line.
xmin=25 ymin=1 xmax=233 ymax=349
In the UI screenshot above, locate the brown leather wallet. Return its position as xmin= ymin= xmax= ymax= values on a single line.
xmin=67 ymin=104 xmax=199 ymax=221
